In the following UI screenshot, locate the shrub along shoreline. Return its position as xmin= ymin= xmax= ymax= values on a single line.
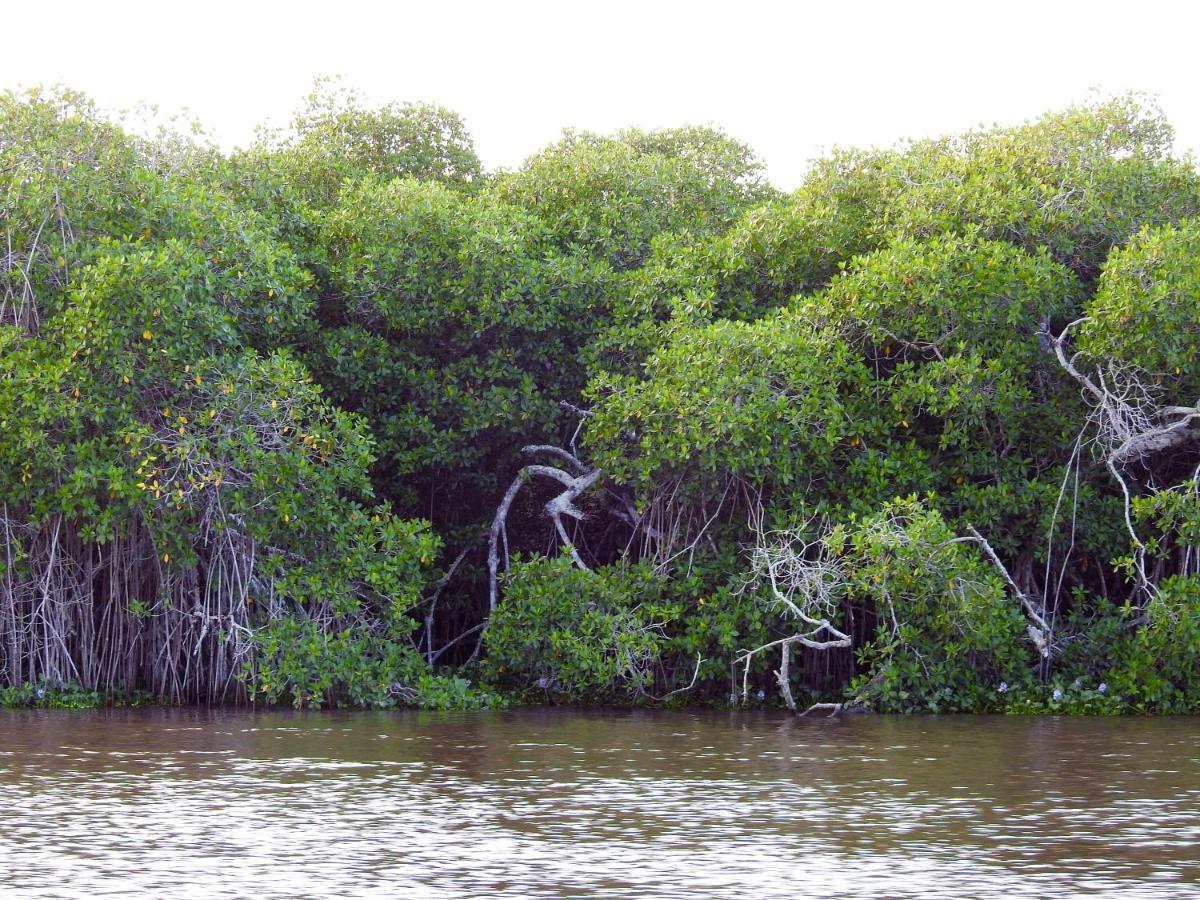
xmin=3 ymin=84 xmax=1200 ymax=715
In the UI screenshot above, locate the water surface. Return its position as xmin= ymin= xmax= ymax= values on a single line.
xmin=1 ymin=708 xmax=1197 ymax=898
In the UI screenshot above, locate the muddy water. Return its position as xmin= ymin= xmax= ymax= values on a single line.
xmin=0 ymin=709 xmax=1197 ymax=898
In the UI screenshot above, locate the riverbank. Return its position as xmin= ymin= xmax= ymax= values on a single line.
xmin=0 ymin=676 xmax=1142 ymax=716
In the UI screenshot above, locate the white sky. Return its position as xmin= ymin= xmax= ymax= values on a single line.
xmin=3 ymin=0 xmax=1197 ymax=189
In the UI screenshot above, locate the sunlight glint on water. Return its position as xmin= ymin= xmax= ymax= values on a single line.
xmin=0 ymin=709 xmax=1197 ymax=898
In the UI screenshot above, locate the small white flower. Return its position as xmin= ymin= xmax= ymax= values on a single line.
xmin=1052 ymin=688 xmax=1063 ymax=702
xmin=1098 ymin=682 xmax=1108 ymax=694
xmin=998 ymin=681 xmax=1008 ymax=693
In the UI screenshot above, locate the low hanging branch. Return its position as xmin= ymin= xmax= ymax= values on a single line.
xmin=736 ymin=523 xmax=854 ymax=716
xmin=739 ymin=507 xmax=1060 ymax=718
xmin=959 ymin=525 xmax=1052 ymax=658
xmin=486 ymin=444 xmax=601 ymax=614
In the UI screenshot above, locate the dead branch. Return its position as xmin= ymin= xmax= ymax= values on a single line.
xmin=960 ymin=525 xmax=1051 ymax=657
xmin=1048 ymin=318 xmax=1200 ymax=469
xmin=798 ymin=702 xmax=845 ymax=717
xmin=735 ymin=518 xmax=854 ymax=709
xmin=485 ymin=446 xmax=603 ymax=616
xmin=1045 ymin=318 xmax=1200 ymax=600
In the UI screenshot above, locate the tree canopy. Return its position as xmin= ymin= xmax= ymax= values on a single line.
xmin=3 ymin=85 xmax=1199 ymax=714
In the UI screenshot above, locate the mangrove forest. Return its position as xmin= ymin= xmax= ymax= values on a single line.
xmin=3 ymin=83 xmax=1200 ymax=715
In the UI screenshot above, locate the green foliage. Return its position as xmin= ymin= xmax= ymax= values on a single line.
xmin=6 ymin=84 xmax=1200 ymax=714
xmin=796 ymin=95 xmax=1200 ymax=274
xmin=839 ymin=499 xmax=1033 ymax=713
xmin=1000 ymin=679 xmax=1125 ymax=715
xmin=1104 ymin=576 xmax=1200 ymax=713
xmin=249 ymin=616 xmax=500 ymax=710
xmin=0 ymin=681 xmax=103 ymax=710
xmin=0 ymin=85 xmax=448 ymax=707
xmin=669 ymin=575 xmax=773 ymax=701
xmin=265 ymin=77 xmax=481 ymax=205
xmin=309 ymin=174 xmax=615 ymax=537
xmin=1081 ymin=219 xmax=1200 ymax=378
xmin=587 ymin=234 xmax=1080 ymax=520
xmin=495 ymin=126 xmax=772 ymax=270
xmin=587 ymin=313 xmax=858 ymax=488
xmin=483 ymin=555 xmax=675 ymax=702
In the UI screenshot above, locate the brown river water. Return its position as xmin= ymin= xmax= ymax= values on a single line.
xmin=0 ymin=708 xmax=1197 ymax=898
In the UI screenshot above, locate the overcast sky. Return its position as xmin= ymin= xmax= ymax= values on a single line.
xmin=3 ymin=0 xmax=1196 ymax=188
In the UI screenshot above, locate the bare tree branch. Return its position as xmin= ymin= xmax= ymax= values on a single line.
xmin=961 ymin=525 xmax=1051 ymax=657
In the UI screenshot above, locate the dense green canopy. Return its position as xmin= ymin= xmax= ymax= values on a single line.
xmin=3 ymin=86 xmax=1199 ymax=713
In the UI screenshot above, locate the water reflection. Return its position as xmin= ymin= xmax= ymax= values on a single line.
xmin=0 ymin=709 xmax=1197 ymax=898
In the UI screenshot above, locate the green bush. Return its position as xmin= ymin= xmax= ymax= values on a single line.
xmin=0 ymin=681 xmax=102 ymax=710
xmin=250 ymin=616 xmax=500 ymax=710
xmin=483 ymin=554 xmax=676 ymax=702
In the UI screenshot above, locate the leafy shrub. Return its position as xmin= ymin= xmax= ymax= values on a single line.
xmin=0 ymin=681 xmax=102 ymax=710
xmin=250 ymin=616 xmax=500 ymax=710
xmin=483 ymin=554 xmax=676 ymax=702
xmin=836 ymin=499 xmax=1034 ymax=713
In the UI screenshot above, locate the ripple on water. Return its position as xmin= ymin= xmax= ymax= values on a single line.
xmin=0 ymin=709 xmax=1197 ymax=898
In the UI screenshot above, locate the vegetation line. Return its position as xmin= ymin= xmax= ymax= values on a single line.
xmin=3 ymin=82 xmax=1199 ymax=714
